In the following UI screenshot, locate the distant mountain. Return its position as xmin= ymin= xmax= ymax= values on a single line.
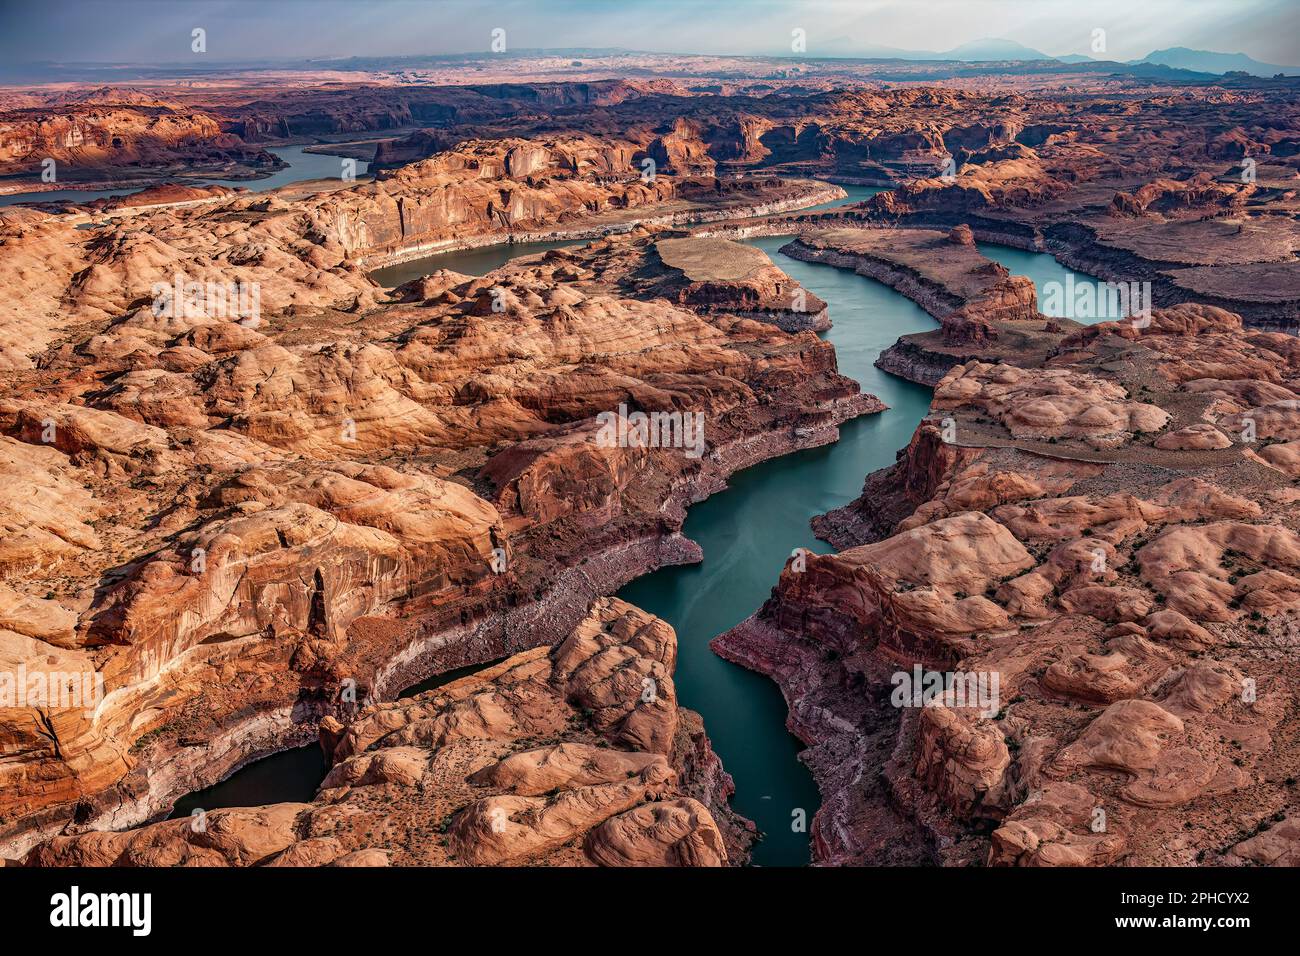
xmin=1138 ymin=47 xmax=1300 ymax=77
xmin=794 ymin=37 xmax=1300 ymax=77
xmin=938 ymin=38 xmax=1051 ymax=61
xmin=813 ymin=36 xmax=1054 ymax=62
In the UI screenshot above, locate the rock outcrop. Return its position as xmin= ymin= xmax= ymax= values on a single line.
xmin=23 ymin=598 xmax=748 ymax=867
xmin=719 ymin=298 xmax=1300 ymax=867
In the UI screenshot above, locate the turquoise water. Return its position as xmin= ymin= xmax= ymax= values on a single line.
xmin=0 ymin=145 xmax=370 ymax=207
xmin=157 ymin=233 xmax=939 ymax=855
xmin=977 ymin=241 xmax=1127 ymax=323
xmin=163 ymin=659 xmax=504 ymax=820
xmin=368 ymin=230 xmax=937 ymax=865
xmin=204 ymin=145 xmax=371 ymax=193
xmin=617 ymin=235 xmax=936 ymax=865
xmin=1 ymin=185 xmax=153 ymax=207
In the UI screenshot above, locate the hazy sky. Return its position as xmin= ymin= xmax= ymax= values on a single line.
xmin=1 ymin=0 xmax=1296 ymax=66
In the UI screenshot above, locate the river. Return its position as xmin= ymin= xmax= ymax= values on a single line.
xmin=0 ymin=145 xmax=370 ymax=207
xmin=617 ymin=235 xmax=936 ymax=865
xmin=155 ymin=203 xmax=1101 ymax=866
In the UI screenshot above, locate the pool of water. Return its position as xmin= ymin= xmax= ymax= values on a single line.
xmin=164 ymin=659 xmax=504 ymax=819
xmin=208 ymin=146 xmax=371 ymax=193
xmin=398 ymin=658 xmax=507 ymax=698
xmin=0 ymin=145 xmax=370 ymax=208
xmin=167 ymin=744 xmax=327 ymax=820
xmin=370 ymin=239 xmax=583 ymax=287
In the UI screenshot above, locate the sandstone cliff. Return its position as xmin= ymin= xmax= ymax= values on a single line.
xmin=719 ymin=302 xmax=1300 ymax=867
xmin=23 ymin=598 xmax=748 ymax=867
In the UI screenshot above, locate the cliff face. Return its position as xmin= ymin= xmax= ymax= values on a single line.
xmin=327 ymin=138 xmax=836 ymax=264
xmin=0 ymin=105 xmax=274 ymax=177
xmin=719 ymin=303 xmax=1300 ymax=867
xmin=0 ymin=212 xmax=881 ymax=859
xmin=368 ymin=85 xmax=1035 ymax=182
xmin=23 ymin=598 xmax=749 ymax=867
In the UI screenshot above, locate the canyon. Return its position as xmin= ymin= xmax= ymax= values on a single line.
xmin=0 ymin=153 xmax=876 ymax=859
xmin=25 ymin=597 xmax=748 ymax=867
xmin=1 ymin=50 xmax=1298 ymax=869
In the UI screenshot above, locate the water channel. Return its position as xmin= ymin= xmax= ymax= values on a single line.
xmin=159 ymin=189 xmax=1104 ymax=865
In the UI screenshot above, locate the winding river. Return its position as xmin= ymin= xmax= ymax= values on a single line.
xmin=619 ymin=234 xmax=935 ymax=865
xmin=619 ymin=237 xmax=1113 ymax=865
xmin=153 ymin=188 xmax=1103 ymax=865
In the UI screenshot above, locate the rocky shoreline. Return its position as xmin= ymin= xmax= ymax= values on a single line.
xmin=873 ymin=338 xmax=967 ymax=387
xmin=718 ymin=296 xmax=1300 ymax=866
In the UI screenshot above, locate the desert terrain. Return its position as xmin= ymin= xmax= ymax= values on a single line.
xmin=1 ymin=44 xmax=1297 ymax=871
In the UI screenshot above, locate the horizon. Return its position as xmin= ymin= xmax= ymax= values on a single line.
xmin=1 ymin=0 xmax=1296 ymax=69
xmin=2 ymin=0 xmax=1300 ymax=916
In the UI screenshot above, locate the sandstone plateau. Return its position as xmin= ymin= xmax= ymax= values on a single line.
xmin=2 ymin=50 xmax=1298 ymax=871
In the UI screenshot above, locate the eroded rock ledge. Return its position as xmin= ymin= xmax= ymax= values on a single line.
xmin=23 ymin=598 xmax=748 ymax=867
xmin=718 ymin=303 xmax=1300 ymax=867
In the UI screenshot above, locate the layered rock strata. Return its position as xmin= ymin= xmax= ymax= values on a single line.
xmin=23 ymin=598 xmax=747 ymax=867
xmin=719 ymin=302 xmax=1300 ymax=867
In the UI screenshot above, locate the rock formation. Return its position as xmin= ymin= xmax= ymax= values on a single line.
xmin=23 ymin=598 xmax=747 ymax=867
xmin=0 ymin=183 xmax=881 ymax=859
xmin=719 ymin=301 xmax=1300 ymax=867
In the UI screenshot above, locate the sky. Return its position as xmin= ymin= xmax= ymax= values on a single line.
xmin=0 ymin=0 xmax=1296 ymax=66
